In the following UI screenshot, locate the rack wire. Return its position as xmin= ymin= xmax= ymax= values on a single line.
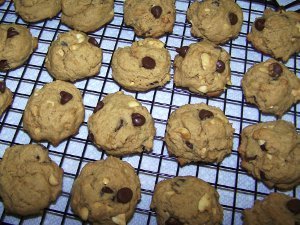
xmin=0 ymin=0 xmax=299 ymax=224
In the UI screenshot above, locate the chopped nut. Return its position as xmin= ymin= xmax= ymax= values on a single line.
xmin=103 ymin=177 xmax=110 ymax=185
xmin=198 ymin=193 xmax=211 ymax=212
xmin=266 ymin=154 xmax=272 ymax=160
xmin=57 ymin=49 xmax=64 ymax=56
xmin=128 ymin=101 xmax=140 ymax=108
xmin=147 ymin=40 xmax=164 ymax=48
xmin=201 ymin=53 xmax=211 ymax=70
xmin=71 ymin=45 xmax=79 ymax=51
xmin=76 ymin=33 xmax=85 ymax=43
xmin=49 ymin=174 xmax=59 ymax=186
xmin=258 ymin=67 xmax=268 ymax=73
xmin=258 ymin=139 xmax=266 ymax=145
xmin=198 ymin=86 xmax=208 ymax=93
xmin=129 ymin=82 xmax=135 ymax=86
xmin=79 ymin=207 xmax=89 ymax=221
xmin=175 ymin=127 xmax=191 ymax=140
xmin=112 ymin=213 xmax=126 ymax=225
xmin=204 ymin=8 xmax=210 ymax=12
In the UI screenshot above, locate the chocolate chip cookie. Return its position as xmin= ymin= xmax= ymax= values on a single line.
xmin=165 ymin=103 xmax=234 ymax=166
xmin=124 ymin=0 xmax=176 ymax=37
xmin=0 ymin=144 xmax=63 ymax=216
xmin=174 ymin=41 xmax=231 ymax=97
xmin=61 ymin=0 xmax=114 ymax=33
xmin=241 ymin=59 xmax=300 ymax=116
xmin=187 ymin=0 xmax=243 ymax=44
xmin=243 ymin=193 xmax=300 ymax=225
xmin=247 ymin=8 xmax=300 ymax=62
xmin=45 ymin=30 xmax=102 ymax=82
xmin=112 ymin=38 xmax=171 ymax=91
xmin=151 ymin=176 xmax=223 ymax=225
xmin=0 ymin=24 xmax=38 ymax=71
xmin=0 ymin=81 xmax=13 ymax=117
xmin=23 ymin=80 xmax=85 ymax=146
xmin=14 ymin=0 xmax=61 ymax=22
xmin=88 ymin=91 xmax=156 ymax=156
xmin=238 ymin=120 xmax=300 ymax=190
xmin=71 ymin=157 xmax=141 ymax=225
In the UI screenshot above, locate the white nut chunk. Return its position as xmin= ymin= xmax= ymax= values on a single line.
xmin=175 ymin=127 xmax=191 ymax=140
xmin=103 ymin=177 xmax=110 ymax=185
xmin=128 ymin=101 xmax=140 ymax=108
xmin=57 ymin=49 xmax=64 ymax=56
xmin=112 ymin=213 xmax=126 ymax=225
xmin=49 ymin=174 xmax=59 ymax=186
xmin=76 ymin=33 xmax=85 ymax=43
xmin=79 ymin=207 xmax=89 ymax=221
xmin=258 ymin=139 xmax=266 ymax=146
xmin=198 ymin=193 xmax=211 ymax=212
xmin=201 ymin=53 xmax=211 ymax=71
xmin=198 ymin=86 xmax=208 ymax=93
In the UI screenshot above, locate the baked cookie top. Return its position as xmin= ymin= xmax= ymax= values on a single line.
xmin=124 ymin=0 xmax=176 ymax=37
xmin=71 ymin=157 xmax=141 ymax=225
xmin=0 ymin=144 xmax=63 ymax=216
xmin=0 ymin=24 xmax=38 ymax=71
xmin=88 ymin=91 xmax=156 ymax=156
xmin=45 ymin=30 xmax=102 ymax=82
xmin=61 ymin=0 xmax=114 ymax=32
xmin=23 ymin=80 xmax=85 ymax=146
xmin=151 ymin=176 xmax=223 ymax=225
xmin=187 ymin=0 xmax=243 ymax=44
xmin=165 ymin=103 xmax=234 ymax=165
xmin=241 ymin=59 xmax=300 ymax=116
xmin=238 ymin=120 xmax=300 ymax=190
xmin=174 ymin=41 xmax=231 ymax=97
xmin=247 ymin=8 xmax=300 ymax=62
xmin=112 ymin=38 xmax=171 ymax=91
xmin=0 ymin=81 xmax=13 ymax=117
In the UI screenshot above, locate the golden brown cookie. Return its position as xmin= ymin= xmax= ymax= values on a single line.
xmin=0 ymin=81 xmax=13 ymax=117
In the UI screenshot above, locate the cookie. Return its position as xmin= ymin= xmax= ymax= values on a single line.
xmin=0 ymin=81 xmax=13 ymax=117
xmin=247 ymin=8 xmax=300 ymax=62
xmin=238 ymin=120 xmax=300 ymax=190
xmin=0 ymin=144 xmax=63 ymax=216
xmin=241 ymin=59 xmax=300 ymax=116
xmin=174 ymin=41 xmax=231 ymax=96
xmin=165 ymin=103 xmax=234 ymax=166
xmin=45 ymin=30 xmax=102 ymax=82
xmin=243 ymin=193 xmax=300 ymax=225
xmin=112 ymin=38 xmax=171 ymax=91
xmin=23 ymin=80 xmax=85 ymax=146
xmin=14 ymin=0 xmax=61 ymax=22
xmin=61 ymin=0 xmax=114 ymax=33
xmin=71 ymin=157 xmax=141 ymax=225
xmin=124 ymin=0 xmax=176 ymax=38
xmin=0 ymin=24 xmax=38 ymax=71
xmin=187 ymin=0 xmax=243 ymax=44
xmin=150 ymin=176 xmax=223 ymax=225
xmin=88 ymin=91 xmax=156 ymax=156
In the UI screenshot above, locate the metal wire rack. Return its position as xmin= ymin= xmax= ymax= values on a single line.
xmin=0 ymin=0 xmax=299 ymax=224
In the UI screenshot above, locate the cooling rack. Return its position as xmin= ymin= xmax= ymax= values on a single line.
xmin=0 ymin=0 xmax=299 ymax=224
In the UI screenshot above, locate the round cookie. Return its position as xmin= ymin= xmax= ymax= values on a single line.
xmin=247 ymin=8 xmax=300 ymax=62
xmin=241 ymin=59 xmax=300 ymax=116
xmin=150 ymin=176 xmax=223 ymax=225
xmin=112 ymin=38 xmax=171 ymax=91
xmin=124 ymin=0 xmax=176 ymax=38
xmin=61 ymin=0 xmax=114 ymax=33
xmin=238 ymin=120 xmax=300 ymax=190
xmin=45 ymin=30 xmax=102 ymax=82
xmin=71 ymin=157 xmax=141 ymax=225
xmin=0 ymin=144 xmax=63 ymax=216
xmin=187 ymin=0 xmax=243 ymax=44
xmin=165 ymin=103 xmax=234 ymax=166
xmin=0 ymin=81 xmax=13 ymax=117
xmin=88 ymin=91 xmax=156 ymax=156
xmin=0 ymin=24 xmax=38 ymax=71
xmin=23 ymin=80 xmax=85 ymax=146
xmin=174 ymin=41 xmax=231 ymax=96
xmin=243 ymin=193 xmax=300 ymax=225
xmin=14 ymin=0 xmax=61 ymax=22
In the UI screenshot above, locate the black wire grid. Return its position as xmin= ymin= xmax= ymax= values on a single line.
xmin=0 ymin=0 xmax=299 ymax=224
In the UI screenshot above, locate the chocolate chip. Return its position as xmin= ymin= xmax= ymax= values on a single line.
xmin=268 ymin=63 xmax=283 ymax=79
xmin=255 ymin=18 xmax=265 ymax=31
xmin=115 ymin=119 xmax=124 ymax=132
xmin=101 ymin=186 xmax=114 ymax=194
xmin=260 ymin=144 xmax=267 ymax=151
xmin=0 ymin=81 xmax=6 ymax=93
xmin=61 ymin=41 xmax=68 ymax=46
xmin=165 ymin=217 xmax=183 ymax=225
xmin=286 ymin=199 xmax=300 ymax=214
xmin=7 ymin=27 xmax=19 ymax=38
xmin=131 ymin=113 xmax=146 ymax=126
xmin=229 ymin=13 xmax=238 ymax=25
xmin=260 ymin=171 xmax=267 ymax=180
xmin=117 ymin=187 xmax=133 ymax=203
xmin=151 ymin=5 xmax=162 ymax=19
xmin=176 ymin=46 xmax=189 ymax=57
xmin=93 ymin=101 xmax=104 ymax=113
xmin=0 ymin=60 xmax=9 ymax=70
xmin=88 ymin=37 xmax=99 ymax=47
xmin=185 ymin=141 xmax=193 ymax=149
xmin=142 ymin=56 xmax=156 ymax=69
xmin=216 ymin=60 xmax=225 ymax=73
xmin=60 ymin=91 xmax=73 ymax=105
xmin=199 ymin=109 xmax=214 ymax=120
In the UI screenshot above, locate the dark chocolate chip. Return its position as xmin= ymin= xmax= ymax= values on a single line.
xmin=94 ymin=101 xmax=104 ymax=113
xmin=61 ymin=41 xmax=68 ymax=46
xmin=176 ymin=46 xmax=189 ymax=57
xmin=199 ymin=109 xmax=214 ymax=120
xmin=268 ymin=63 xmax=283 ymax=79
xmin=88 ymin=37 xmax=99 ymax=47
xmin=216 ymin=60 xmax=225 ymax=73
xmin=60 ymin=91 xmax=73 ymax=105
xmin=117 ymin=187 xmax=133 ymax=203
xmin=260 ymin=144 xmax=267 ymax=151
xmin=142 ymin=56 xmax=156 ymax=69
xmin=0 ymin=81 xmax=6 ymax=93
xmin=260 ymin=171 xmax=267 ymax=180
xmin=255 ymin=18 xmax=265 ymax=31
xmin=131 ymin=113 xmax=146 ymax=126
xmin=185 ymin=141 xmax=193 ymax=149
xmin=151 ymin=5 xmax=162 ymax=19
xmin=88 ymin=132 xmax=94 ymax=141
xmin=286 ymin=199 xmax=300 ymax=214
xmin=115 ymin=119 xmax=124 ymax=132
xmin=36 ymin=155 xmax=40 ymax=160
xmin=165 ymin=217 xmax=183 ymax=225
xmin=0 ymin=60 xmax=9 ymax=70
xmin=7 ymin=27 xmax=19 ymax=38
xmin=229 ymin=13 xmax=238 ymax=25
xmin=101 ymin=186 xmax=114 ymax=194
